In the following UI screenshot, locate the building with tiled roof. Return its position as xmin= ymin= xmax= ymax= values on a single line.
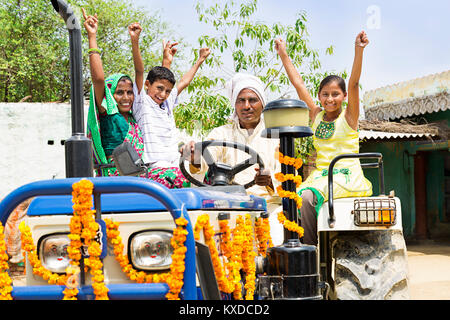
xmin=359 ymin=70 xmax=450 ymax=240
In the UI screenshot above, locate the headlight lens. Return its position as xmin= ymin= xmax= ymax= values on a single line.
xmin=39 ymin=234 xmax=70 ymax=273
xmin=130 ymin=231 xmax=173 ymax=271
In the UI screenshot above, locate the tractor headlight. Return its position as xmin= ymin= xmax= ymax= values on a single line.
xmin=353 ymin=198 xmax=397 ymax=226
xmin=39 ymin=234 xmax=70 ymax=273
xmin=129 ymin=231 xmax=173 ymax=271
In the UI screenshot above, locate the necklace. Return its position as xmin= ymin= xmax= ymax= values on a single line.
xmin=315 ymin=117 xmax=336 ymax=139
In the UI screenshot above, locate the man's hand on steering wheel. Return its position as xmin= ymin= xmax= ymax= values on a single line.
xmin=179 ymin=141 xmax=200 ymax=168
xmin=254 ymin=166 xmax=274 ymax=189
xmin=179 ymin=140 xmax=267 ymax=189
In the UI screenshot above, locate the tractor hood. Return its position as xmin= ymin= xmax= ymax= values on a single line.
xmin=26 ymin=188 xmax=267 ymax=216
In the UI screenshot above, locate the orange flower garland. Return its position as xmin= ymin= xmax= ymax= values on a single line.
xmin=276 ymin=151 xmax=303 ymax=170
xmin=194 ymin=214 xmax=257 ymax=300
xmin=274 ymin=172 xmax=303 ymax=187
xmin=255 ymin=216 xmax=272 ymax=257
xmin=217 ymin=218 xmax=241 ymax=294
xmin=166 ymin=217 xmax=189 ymax=300
xmin=64 ymin=265 xmax=80 ymax=299
xmin=230 ymin=216 xmax=244 ymax=299
xmin=218 ymin=219 xmax=232 ymax=259
xmin=104 ymin=219 xmax=170 ymax=284
xmin=0 ymin=222 xmax=13 ymax=300
xmin=276 ymin=185 xmax=303 ymax=209
xmin=104 ymin=217 xmax=188 ymax=300
xmin=68 ymin=179 xmax=109 ymax=300
xmin=65 ymin=192 xmax=83 ymax=300
xmin=277 ymin=211 xmax=304 ymax=238
xmin=275 ymin=152 xmax=305 ymax=238
xmin=19 ymin=222 xmax=68 ymax=286
xmin=19 ymin=205 xmax=187 ymax=300
xmin=242 ymin=214 xmax=256 ymax=300
xmin=194 ymin=215 xmax=234 ymax=294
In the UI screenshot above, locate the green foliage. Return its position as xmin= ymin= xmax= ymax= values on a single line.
xmin=0 ymin=0 xmax=67 ymax=102
xmin=174 ymin=0 xmax=346 ymax=161
xmin=0 ymin=0 xmax=175 ymax=102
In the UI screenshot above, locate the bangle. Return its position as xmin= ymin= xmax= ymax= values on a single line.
xmin=88 ymin=48 xmax=101 ymax=54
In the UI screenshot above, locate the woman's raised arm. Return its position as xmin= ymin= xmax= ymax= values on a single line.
xmin=82 ymin=8 xmax=105 ymax=113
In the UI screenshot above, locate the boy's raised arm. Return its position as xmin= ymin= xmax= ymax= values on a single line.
xmin=176 ymin=47 xmax=211 ymax=94
xmin=129 ymin=22 xmax=144 ymax=92
xmin=82 ymin=8 xmax=105 ymax=113
xmin=162 ymin=40 xmax=178 ymax=69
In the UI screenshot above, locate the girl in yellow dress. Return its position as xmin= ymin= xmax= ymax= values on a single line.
xmin=275 ymin=31 xmax=372 ymax=245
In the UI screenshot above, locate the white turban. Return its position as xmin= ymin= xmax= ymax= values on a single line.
xmin=226 ymin=73 xmax=267 ymax=111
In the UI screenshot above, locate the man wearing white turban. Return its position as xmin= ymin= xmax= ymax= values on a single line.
xmin=226 ymin=72 xmax=267 ymax=120
xmin=181 ymin=72 xmax=283 ymax=245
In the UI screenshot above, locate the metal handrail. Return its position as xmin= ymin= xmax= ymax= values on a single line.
xmin=327 ymin=153 xmax=385 ymax=228
xmin=0 ymin=176 xmax=197 ymax=300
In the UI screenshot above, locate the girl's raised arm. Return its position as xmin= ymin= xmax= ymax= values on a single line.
xmin=345 ymin=31 xmax=369 ymax=130
xmin=275 ymin=38 xmax=322 ymax=122
xmin=82 ymin=8 xmax=105 ymax=113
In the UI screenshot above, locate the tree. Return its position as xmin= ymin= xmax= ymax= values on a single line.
xmin=173 ymin=0 xmax=346 ymax=160
xmin=0 ymin=0 xmax=176 ymax=102
xmin=0 ymin=0 xmax=66 ymax=102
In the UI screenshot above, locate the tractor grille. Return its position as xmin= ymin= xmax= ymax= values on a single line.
xmin=353 ymin=198 xmax=396 ymax=226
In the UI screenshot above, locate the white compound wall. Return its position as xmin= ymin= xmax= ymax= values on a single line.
xmin=0 ymin=102 xmax=88 ymax=200
xmin=0 ymin=102 xmax=196 ymax=200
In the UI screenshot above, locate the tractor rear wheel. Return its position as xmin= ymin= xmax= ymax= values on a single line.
xmin=332 ymin=230 xmax=410 ymax=300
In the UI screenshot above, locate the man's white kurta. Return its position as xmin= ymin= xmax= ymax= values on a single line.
xmin=191 ymin=116 xmax=284 ymax=245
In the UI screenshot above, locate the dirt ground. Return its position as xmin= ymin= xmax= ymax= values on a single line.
xmin=406 ymin=240 xmax=450 ymax=300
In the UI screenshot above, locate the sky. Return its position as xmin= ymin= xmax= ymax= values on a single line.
xmin=131 ymin=0 xmax=450 ymax=96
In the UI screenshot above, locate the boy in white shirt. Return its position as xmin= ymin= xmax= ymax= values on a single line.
xmin=130 ymin=23 xmax=210 ymax=169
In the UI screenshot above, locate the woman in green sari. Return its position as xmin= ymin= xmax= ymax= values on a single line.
xmin=83 ymin=9 xmax=189 ymax=188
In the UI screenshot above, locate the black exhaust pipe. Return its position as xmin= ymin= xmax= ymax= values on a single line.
xmin=51 ymin=0 xmax=93 ymax=178
xmin=259 ymin=100 xmax=323 ymax=300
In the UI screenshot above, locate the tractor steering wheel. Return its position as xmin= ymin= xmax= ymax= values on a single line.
xmin=179 ymin=140 xmax=265 ymax=189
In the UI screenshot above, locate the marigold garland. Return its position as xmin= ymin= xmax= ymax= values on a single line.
xmin=218 ymin=218 xmax=243 ymax=295
xmin=276 ymin=185 xmax=303 ymax=209
xmin=68 ymin=179 xmax=109 ymax=300
xmin=104 ymin=219 xmax=169 ymax=284
xmin=19 ymin=222 xmax=68 ymax=286
xmin=104 ymin=217 xmax=188 ymax=300
xmin=254 ymin=216 xmax=273 ymax=257
xmin=276 ymin=151 xmax=303 ymax=170
xmin=274 ymin=172 xmax=303 ymax=187
xmin=19 ymin=179 xmax=111 ymax=300
xmin=275 ymin=152 xmax=305 ymax=237
xmin=194 ymin=214 xmax=257 ymax=300
xmin=218 ymin=219 xmax=232 ymax=259
xmin=63 ymin=265 xmax=80 ymax=300
xmin=19 ymin=202 xmax=186 ymax=300
xmin=0 ymin=222 xmax=13 ymax=300
xmin=277 ymin=211 xmax=304 ymax=238
xmin=242 ymin=214 xmax=256 ymax=300
xmin=194 ymin=215 xmax=234 ymax=294
xmin=166 ymin=217 xmax=189 ymax=300
xmin=230 ymin=216 xmax=244 ymax=299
